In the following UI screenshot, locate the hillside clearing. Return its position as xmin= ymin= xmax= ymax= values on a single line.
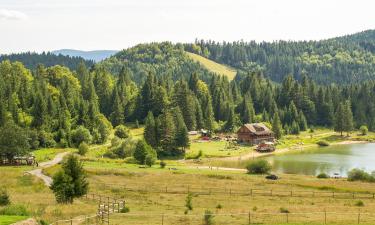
xmin=185 ymin=51 xmax=237 ymax=80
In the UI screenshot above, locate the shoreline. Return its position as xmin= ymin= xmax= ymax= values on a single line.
xmin=205 ymin=140 xmax=369 ymax=162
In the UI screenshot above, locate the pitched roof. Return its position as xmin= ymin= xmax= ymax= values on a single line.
xmin=240 ymin=123 xmax=273 ymax=135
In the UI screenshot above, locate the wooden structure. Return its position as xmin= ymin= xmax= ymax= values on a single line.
xmin=237 ymin=123 xmax=274 ymax=145
xmin=0 ymin=154 xmax=35 ymax=166
xmin=256 ymin=142 xmax=276 ymax=152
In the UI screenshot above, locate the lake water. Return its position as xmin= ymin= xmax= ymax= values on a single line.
xmin=264 ymin=143 xmax=375 ymax=176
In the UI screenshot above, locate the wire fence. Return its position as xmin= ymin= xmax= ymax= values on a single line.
xmin=109 ymin=211 xmax=375 ymax=225
xmin=92 ymin=181 xmax=375 ymax=200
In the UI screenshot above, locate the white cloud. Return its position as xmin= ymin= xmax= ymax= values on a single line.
xmin=0 ymin=9 xmax=28 ymax=20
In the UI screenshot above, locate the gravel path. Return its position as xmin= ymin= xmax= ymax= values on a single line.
xmin=27 ymin=152 xmax=70 ymax=186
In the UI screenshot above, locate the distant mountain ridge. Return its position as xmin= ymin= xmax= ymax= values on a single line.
xmin=52 ymin=49 xmax=118 ymax=62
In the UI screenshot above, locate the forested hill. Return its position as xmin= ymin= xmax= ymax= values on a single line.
xmin=0 ymin=52 xmax=94 ymax=71
xmin=100 ymin=42 xmax=218 ymax=83
xmin=185 ymin=29 xmax=375 ymax=84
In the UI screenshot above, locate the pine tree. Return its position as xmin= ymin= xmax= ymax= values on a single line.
xmin=334 ymin=103 xmax=345 ymax=136
xmin=272 ymin=112 xmax=283 ymax=139
xmin=144 ymin=111 xmax=157 ymax=148
xmin=31 ymin=91 xmax=47 ymax=128
xmin=110 ymin=89 xmax=125 ymax=126
xmin=174 ymin=108 xmax=190 ymax=151
xmin=343 ymin=100 xmax=354 ymax=136
xmin=298 ymin=111 xmax=308 ymax=131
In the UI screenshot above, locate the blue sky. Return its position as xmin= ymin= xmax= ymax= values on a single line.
xmin=0 ymin=0 xmax=374 ymax=54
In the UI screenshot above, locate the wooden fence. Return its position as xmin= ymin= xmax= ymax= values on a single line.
xmin=92 ymin=182 xmax=375 ymax=200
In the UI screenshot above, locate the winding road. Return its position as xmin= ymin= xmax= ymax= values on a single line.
xmin=27 ymin=152 xmax=70 ymax=186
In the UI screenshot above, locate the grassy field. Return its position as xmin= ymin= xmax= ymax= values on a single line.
xmin=186 ymin=52 xmax=237 ymax=80
xmin=0 ymin=215 xmax=27 ymax=225
xmin=2 ymin=128 xmax=375 ymax=224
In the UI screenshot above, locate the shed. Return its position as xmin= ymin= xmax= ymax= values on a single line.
xmin=237 ymin=123 xmax=274 ymax=145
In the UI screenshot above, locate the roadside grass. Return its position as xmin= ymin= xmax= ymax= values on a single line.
xmin=0 ymin=166 xmax=96 ymax=224
xmin=32 ymin=148 xmax=75 ymax=162
xmin=0 ymin=215 xmax=27 ymax=225
xmin=185 ymin=51 xmax=237 ymax=80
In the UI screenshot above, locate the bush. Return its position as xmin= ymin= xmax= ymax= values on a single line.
xmin=317 ymin=140 xmax=330 ymax=146
xmin=360 ymin=125 xmax=368 ymax=135
xmin=354 ymin=200 xmax=364 ymax=207
xmin=246 ymin=160 xmax=272 ymax=174
xmin=0 ymin=204 xmax=29 ymax=216
xmin=160 ymin=161 xmax=166 ymax=168
xmin=185 ymin=193 xmax=193 ymax=211
xmin=203 ymin=210 xmax=214 ymax=225
xmin=0 ymin=189 xmax=10 ymax=206
xmin=317 ymin=173 xmax=329 ymax=179
xmin=120 ymin=206 xmax=130 ymax=213
xmin=78 ymin=142 xmax=89 ymax=156
xmin=133 ymin=140 xmax=157 ymax=164
xmin=216 ymin=204 xmax=222 ymax=209
xmin=38 ymin=131 xmax=56 ymax=148
xmin=114 ymin=125 xmax=130 ymax=139
xmin=71 ymin=126 xmax=92 ymax=146
xmin=145 ymin=154 xmax=156 ymax=167
xmin=347 ymin=169 xmax=374 ymax=182
xmin=279 ymin=207 xmax=290 ymax=213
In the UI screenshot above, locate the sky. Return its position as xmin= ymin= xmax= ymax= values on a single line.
xmin=0 ymin=0 xmax=374 ymax=54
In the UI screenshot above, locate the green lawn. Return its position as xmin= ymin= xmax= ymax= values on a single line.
xmin=187 ymin=140 xmax=253 ymax=158
xmin=0 ymin=216 xmax=27 ymax=225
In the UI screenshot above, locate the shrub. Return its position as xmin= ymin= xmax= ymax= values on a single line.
xmin=360 ymin=125 xmax=368 ymax=135
xmin=246 ymin=160 xmax=272 ymax=174
xmin=317 ymin=173 xmax=329 ymax=179
xmin=78 ymin=142 xmax=89 ymax=156
xmin=71 ymin=126 xmax=92 ymax=146
xmin=0 ymin=204 xmax=29 ymax=216
xmin=203 ymin=210 xmax=214 ymax=225
xmin=185 ymin=193 xmax=193 ymax=211
xmin=160 ymin=161 xmax=166 ymax=168
xmin=347 ymin=169 xmax=374 ymax=182
xmin=145 ymin=154 xmax=156 ymax=167
xmin=114 ymin=125 xmax=130 ymax=139
xmin=354 ymin=200 xmax=364 ymax=207
xmin=279 ymin=207 xmax=290 ymax=213
xmin=120 ymin=206 xmax=130 ymax=213
xmin=133 ymin=140 xmax=157 ymax=164
xmin=0 ymin=189 xmax=10 ymax=206
xmin=38 ymin=131 xmax=56 ymax=148
xmin=317 ymin=140 xmax=330 ymax=146
xmin=216 ymin=204 xmax=222 ymax=209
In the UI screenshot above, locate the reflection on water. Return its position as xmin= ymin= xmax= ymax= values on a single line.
xmin=265 ymin=143 xmax=375 ymax=176
xmin=212 ymin=143 xmax=375 ymax=176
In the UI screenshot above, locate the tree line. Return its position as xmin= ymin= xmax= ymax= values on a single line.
xmin=0 ymin=42 xmax=373 ymax=161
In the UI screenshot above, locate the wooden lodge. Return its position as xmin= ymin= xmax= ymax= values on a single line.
xmin=237 ymin=123 xmax=274 ymax=145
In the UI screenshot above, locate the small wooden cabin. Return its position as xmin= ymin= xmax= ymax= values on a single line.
xmin=237 ymin=123 xmax=274 ymax=145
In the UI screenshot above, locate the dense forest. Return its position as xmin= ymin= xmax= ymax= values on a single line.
xmin=185 ymin=30 xmax=375 ymax=84
xmin=0 ymin=37 xmax=374 ymax=159
xmin=0 ymin=52 xmax=94 ymax=71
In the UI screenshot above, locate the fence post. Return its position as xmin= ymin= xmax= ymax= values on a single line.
xmin=358 ymin=211 xmax=360 ymax=224
xmin=290 ymin=190 xmax=293 ymax=197
xmin=248 ymin=212 xmax=251 ymax=224
xmin=270 ymin=189 xmax=273 ymax=196
xmin=70 ymin=217 xmax=73 ymax=225
xmin=165 ymin=186 xmax=168 ymax=193
xmin=161 ymin=213 xmax=164 ymax=225
xmin=324 ymin=210 xmax=327 ymax=224
xmin=286 ymin=213 xmax=289 ymax=223
xmin=332 ymin=192 xmax=335 ymax=198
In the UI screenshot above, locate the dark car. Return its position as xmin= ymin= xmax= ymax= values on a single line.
xmin=265 ymin=174 xmax=278 ymax=180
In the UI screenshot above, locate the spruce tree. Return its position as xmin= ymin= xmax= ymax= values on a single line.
xmin=174 ymin=108 xmax=190 ymax=151
xmin=144 ymin=111 xmax=157 ymax=148
xmin=334 ymin=103 xmax=345 ymax=136
xmin=343 ymin=100 xmax=354 ymax=136
xmin=272 ymin=112 xmax=283 ymax=139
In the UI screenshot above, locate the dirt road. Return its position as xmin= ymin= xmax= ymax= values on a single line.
xmin=27 ymin=152 xmax=70 ymax=186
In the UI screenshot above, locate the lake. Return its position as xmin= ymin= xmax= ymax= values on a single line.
xmin=211 ymin=143 xmax=375 ymax=176
xmin=264 ymin=143 xmax=375 ymax=176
